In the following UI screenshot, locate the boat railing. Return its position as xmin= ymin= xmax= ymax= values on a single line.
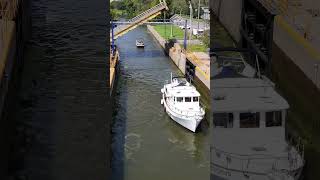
xmin=166 ymin=100 xmax=204 ymax=118
xmin=211 ymin=146 xmax=302 ymax=175
xmin=286 ymin=134 xmax=305 ymax=167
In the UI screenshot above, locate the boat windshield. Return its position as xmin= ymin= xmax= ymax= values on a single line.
xmin=137 ymin=39 xmax=144 ymax=43
xmin=213 ymin=110 xmax=285 ymax=128
xmin=172 ymin=77 xmax=187 ymax=84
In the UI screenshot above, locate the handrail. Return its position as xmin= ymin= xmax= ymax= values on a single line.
xmin=212 ymin=146 xmax=291 ymax=160
xmin=113 ymin=2 xmax=167 ymax=38
xmin=211 ymin=143 xmax=303 ymax=174
xmin=164 ymin=96 xmax=205 ymax=118
xmin=127 ymin=4 xmax=164 ymax=24
xmin=167 ymin=102 xmax=204 ymax=118
xmin=126 ymin=4 xmax=162 ymax=23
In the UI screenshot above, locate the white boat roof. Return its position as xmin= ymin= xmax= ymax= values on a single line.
xmin=165 ymin=79 xmax=201 ymax=97
xmin=212 ymin=78 xmax=289 ymax=112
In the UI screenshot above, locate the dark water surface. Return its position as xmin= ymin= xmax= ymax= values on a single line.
xmin=111 ymin=26 xmax=210 ymax=180
xmin=10 ymin=0 xmax=109 ymax=179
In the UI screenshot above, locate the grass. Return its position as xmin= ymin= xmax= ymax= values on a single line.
xmin=153 ymin=24 xmax=186 ymax=40
xmin=153 ymin=25 xmax=209 ymax=52
xmin=186 ymin=44 xmax=208 ymax=52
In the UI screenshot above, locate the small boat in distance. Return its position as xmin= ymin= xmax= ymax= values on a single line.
xmin=161 ymin=73 xmax=205 ymax=132
xmin=136 ymin=38 xmax=144 ymax=48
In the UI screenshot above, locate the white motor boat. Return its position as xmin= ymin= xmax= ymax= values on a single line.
xmin=211 ymin=55 xmax=305 ymax=180
xmin=136 ymin=39 xmax=144 ymax=48
xmin=161 ymin=73 xmax=205 ymax=132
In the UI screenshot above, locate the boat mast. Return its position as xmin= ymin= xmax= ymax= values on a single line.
xmin=255 ymin=54 xmax=261 ymax=79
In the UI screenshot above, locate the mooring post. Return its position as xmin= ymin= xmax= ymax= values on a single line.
xmin=170 ymin=22 xmax=173 ymax=38
xmin=314 ymin=63 xmax=319 ymax=87
xmin=184 ymin=20 xmax=188 ymax=50
xmin=111 ymin=22 xmax=115 ymax=55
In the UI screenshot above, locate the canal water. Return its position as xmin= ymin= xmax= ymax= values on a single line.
xmin=9 ymin=0 xmax=108 ymax=179
xmin=111 ymin=26 xmax=210 ymax=180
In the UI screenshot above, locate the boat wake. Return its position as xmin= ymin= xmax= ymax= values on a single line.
xmin=124 ymin=133 xmax=142 ymax=160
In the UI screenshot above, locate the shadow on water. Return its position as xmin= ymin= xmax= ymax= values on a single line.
xmin=111 ymin=66 xmax=128 ymax=180
xmin=8 ymin=0 xmax=109 ymax=179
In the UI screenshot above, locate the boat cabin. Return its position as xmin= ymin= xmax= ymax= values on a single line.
xmin=212 ymin=78 xmax=289 ymax=129
xmin=136 ymin=38 xmax=144 ymax=47
xmin=164 ymin=78 xmax=201 ymax=109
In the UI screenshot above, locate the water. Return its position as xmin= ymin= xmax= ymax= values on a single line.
xmin=111 ymin=26 xmax=210 ymax=180
xmin=9 ymin=0 xmax=108 ymax=179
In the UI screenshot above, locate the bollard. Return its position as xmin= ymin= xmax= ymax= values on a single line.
xmin=314 ymin=63 xmax=319 ymax=87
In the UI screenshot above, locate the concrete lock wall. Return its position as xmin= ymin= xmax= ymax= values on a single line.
xmin=168 ymin=43 xmax=186 ymax=74
xmin=195 ymin=68 xmax=210 ymax=89
xmin=0 ymin=20 xmax=17 ymax=179
xmin=147 ymin=25 xmax=166 ymax=48
xmin=211 ymin=0 xmax=243 ymax=42
xmin=0 ymin=1 xmax=31 ymax=178
xmin=147 ymin=25 xmax=210 ymax=91
xmin=147 ymin=25 xmax=187 ymax=74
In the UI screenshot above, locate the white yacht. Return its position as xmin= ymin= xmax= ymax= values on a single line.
xmin=211 ymin=56 xmax=305 ymax=180
xmin=136 ymin=39 xmax=144 ymax=48
xmin=161 ymin=74 xmax=205 ymax=132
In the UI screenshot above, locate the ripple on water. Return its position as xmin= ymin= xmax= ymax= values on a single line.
xmin=124 ymin=133 xmax=142 ymax=161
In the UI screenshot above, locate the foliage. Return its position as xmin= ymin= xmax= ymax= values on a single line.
xmin=200 ymin=30 xmax=209 ymax=49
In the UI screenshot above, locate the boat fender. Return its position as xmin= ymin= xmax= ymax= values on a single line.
xmin=161 ymin=99 xmax=163 ymax=105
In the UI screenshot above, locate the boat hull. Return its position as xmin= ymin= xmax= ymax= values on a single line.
xmin=165 ymin=107 xmax=200 ymax=132
xmin=161 ymin=98 xmax=202 ymax=132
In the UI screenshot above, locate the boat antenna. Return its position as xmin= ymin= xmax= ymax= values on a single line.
xmin=255 ymin=54 xmax=261 ymax=79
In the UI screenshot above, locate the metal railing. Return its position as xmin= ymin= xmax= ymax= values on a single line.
xmin=110 ymin=49 xmax=119 ymax=69
xmin=113 ymin=2 xmax=168 ymax=39
xmin=166 ymin=101 xmax=205 ymax=118
xmin=211 ymin=139 xmax=304 ymax=176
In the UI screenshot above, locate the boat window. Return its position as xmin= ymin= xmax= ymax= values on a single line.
xmin=213 ymin=113 xmax=233 ymax=128
xmin=193 ymin=97 xmax=199 ymax=102
xmin=185 ymin=97 xmax=192 ymax=102
xmin=240 ymin=112 xmax=260 ymax=128
xmin=266 ymin=111 xmax=282 ymax=127
xmin=177 ymin=97 xmax=183 ymax=102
